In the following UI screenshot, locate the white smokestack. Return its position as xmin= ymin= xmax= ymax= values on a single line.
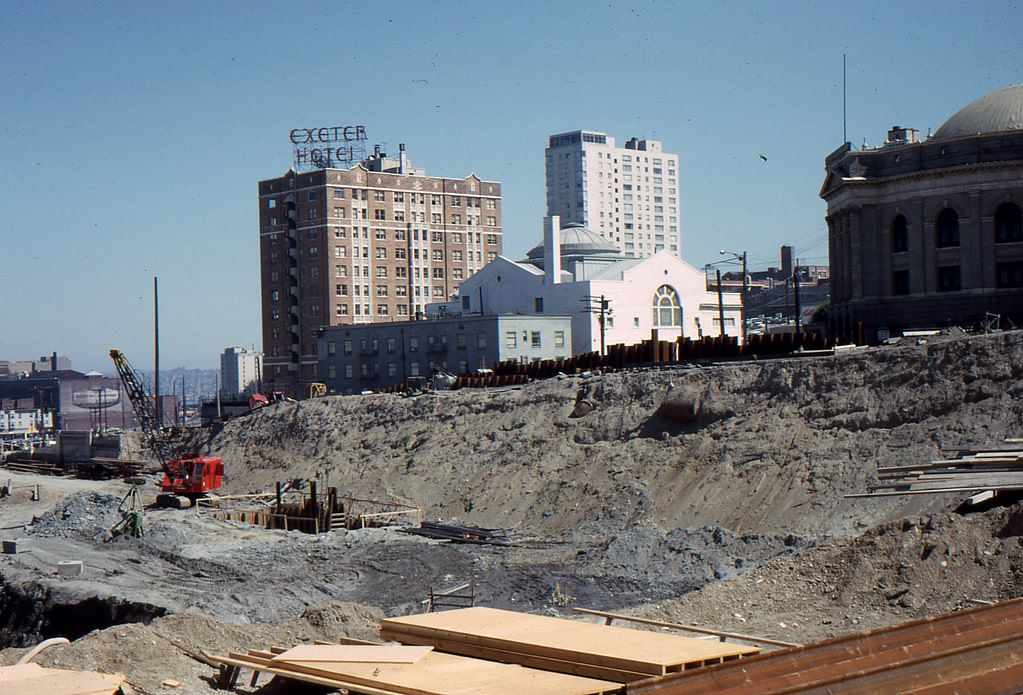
xmin=543 ymin=215 xmax=561 ymax=285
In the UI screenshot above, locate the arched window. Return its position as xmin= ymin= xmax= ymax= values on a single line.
xmin=995 ymin=203 xmax=1023 ymax=243
xmin=936 ymin=208 xmax=959 ymax=248
xmin=652 ymin=285 xmax=682 ymax=327
xmin=891 ymin=214 xmax=909 ymax=253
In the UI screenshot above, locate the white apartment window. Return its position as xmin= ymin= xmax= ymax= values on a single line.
xmin=334 ymin=247 xmax=346 ymax=258
xmin=333 ymin=188 xmax=345 ymax=198
xmin=505 ymin=331 xmax=517 ymax=348
xmin=554 ymin=331 xmax=565 ymax=348
xmin=267 ymin=199 xmax=277 ymax=208
xmin=531 ymin=331 xmax=541 ymax=348
xmin=328 ymin=365 xmax=336 ymax=379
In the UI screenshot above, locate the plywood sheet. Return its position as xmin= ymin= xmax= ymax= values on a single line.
xmin=273 ymin=644 xmax=433 ymax=663
xmin=0 ymin=662 xmax=124 ymax=695
xmin=242 ymin=647 xmax=623 ymax=695
xmin=381 ymin=607 xmax=758 ymax=676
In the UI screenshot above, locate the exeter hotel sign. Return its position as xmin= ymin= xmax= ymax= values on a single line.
xmin=291 ymin=125 xmax=367 ymax=169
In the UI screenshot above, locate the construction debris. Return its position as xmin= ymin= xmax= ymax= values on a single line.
xmin=850 ymin=439 xmax=1023 ymax=503
xmin=402 ymin=521 xmax=516 ymax=545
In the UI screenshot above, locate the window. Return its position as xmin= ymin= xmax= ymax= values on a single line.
xmin=395 ymin=248 xmax=407 ymax=259
xmin=530 ymin=331 xmax=541 ymax=348
xmin=394 ymin=210 xmax=405 ymax=221
xmin=432 ymin=213 xmax=443 ymax=224
xmin=395 ymin=267 xmax=407 ymax=278
xmin=374 ymin=191 xmax=386 ymax=201
xmin=486 ymin=216 xmax=497 ymax=226
xmin=432 ymin=268 xmax=444 ymax=279
xmin=395 ymin=229 xmax=407 ymax=241
xmin=534 ymin=297 xmax=543 ymax=312
xmin=995 ymin=203 xmax=1023 ymax=243
xmin=271 ymin=309 xmax=280 ymax=320
xmin=938 ymin=265 xmax=961 ymax=292
xmin=377 ymin=267 xmax=388 ymax=278
xmin=267 ymin=198 xmax=277 ymax=208
xmin=554 ymin=330 xmax=565 ymax=348
xmin=377 ymin=304 xmax=389 ymax=315
xmin=387 ymin=362 xmax=397 ymax=377
xmin=652 ymin=285 xmax=682 ymax=327
xmin=344 ymin=365 xmax=353 ymax=378
xmin=486 ymin=234 xmax=497 ymax=245
xmin=376 ymin=247 xmax=387 ymax=259
xmin=337 ymin=305 xmax=349 ymax=317
xmin=393 ymin=192 xmax=404 ymax=203
xmin=328 ymin=365 xmax=336 ymax=379
xmin=374 ymin=209 xmax=386 ymax=220
xmin=450 ymin=196 xmax=461 ymax=206
xmin=409 ymin=336 xmax=419 ymax=352
xmin=477 ymin=333 xmax=487 ymax=349
xmin=892 ymin=270 xmax=910 ymax=295
xmin=486 ymin=199 xmax=496 ymax=209
xmin=410 ymin=362 xmax=420 ymax=377
xmin=336 ymin=284 xmax=347 ymax=296
xmin=334 ymin=247 xmax=346 ymax=258
xmin=505 ymin=331 xmax=517 ymax=348
xmin=397 ymin=305 xmax=409 ymax=315
xmin=996 ymin=262 xmax=1023 ymax=288
xmin=307 ymin=209 xmax=317 ymax=220
xmin=891 ymin=214 xmax=909 ymax=253
xmin=936 ymin=208 xmax=960 ymax=248
xmin=308 ymin=191 xmax=317 ymax=201
xmin=451 ymin=214 xmax=462 ymax=224
xmin=333 ymin=188 xmax=345 ymax=199
xmin=396 ymin=285 xmax=408 ymax=296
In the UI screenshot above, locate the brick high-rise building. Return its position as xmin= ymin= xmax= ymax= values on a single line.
xmin=259 ymin=145 xmax=502 ymax=394
xmin=545 ymin=130 xmax=680 ymax=258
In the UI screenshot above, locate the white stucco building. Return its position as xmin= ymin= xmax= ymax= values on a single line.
xmin=428 ymin=217 xmax=740 ymax=355
xmin=546 ymin=130 xmax=681 ymax=257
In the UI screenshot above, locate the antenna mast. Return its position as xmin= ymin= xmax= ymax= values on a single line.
xmin=842 ymin=53 xmax=848 ymax=144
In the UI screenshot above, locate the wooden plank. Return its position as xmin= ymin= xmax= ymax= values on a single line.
xmin=380 ymin=607 xmax=758 ymax=677
xmin=214 ymin=647 xmax=624 ymax=695
xmin=0 ymin=663 xmax=125 ymax=694
xmin=273 ymin=644 xmax=433 ymax=663
xmin=381 ymin=629 xmax=650 ymax=683
xmin=572 ymin=608 xmax=791 ymax=648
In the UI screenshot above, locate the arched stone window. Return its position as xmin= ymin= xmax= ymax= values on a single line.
xmin=995 ymin=202 xmax=1023 ymax=243
xmin=891 ymin=214 xmax=909 ymax=253
xmin=936 ymin=208 xmax=960 ymax=248
xmin=652 ymin=285 xmax=682 ymax=327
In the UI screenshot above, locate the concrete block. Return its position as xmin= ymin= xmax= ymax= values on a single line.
xmin=57 ymin=561 xmax=83 ymax=577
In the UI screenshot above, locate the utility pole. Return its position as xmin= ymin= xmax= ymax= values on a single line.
xmin=582 ymin=295 xmax=612 ymax=355
xmin=153 ymin=276 xmax=161 ymax=427
xmin=793 ymin=262 xmax=802 ymax=333
xmin=716 ymin=269 xmax=726 ymax=337
xmin=739 ymin=252 xmax=747 ymax=345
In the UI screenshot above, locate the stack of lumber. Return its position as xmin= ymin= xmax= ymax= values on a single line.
xmin=379 ymin=607 xmax=759 ymax=683
xmin=0 ymin=663 xmax=126 ymax=695
xmin=403 ymin=521 xmax=515 ymax=545
xmin=851 ymin=441 xmax=1023 ymax=501
xmin=209 ymin=643 xmax=623 ymax=694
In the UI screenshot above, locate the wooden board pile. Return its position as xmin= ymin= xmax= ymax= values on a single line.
xmin=852 ymin=440 xmax=1023 ymax=504
xmin=212 ymin=642 xmax=623 ymax=694
xmin=380 ymin=607 xmax=759 ymax=683
xmin=209 ymin=607 xmax=760 ymax=694
xmin=0 ymin=662 xmax=126 ymax=695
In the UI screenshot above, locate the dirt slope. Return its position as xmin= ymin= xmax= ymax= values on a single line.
xmin=190 ymin=331 xmax=1023 ymax=539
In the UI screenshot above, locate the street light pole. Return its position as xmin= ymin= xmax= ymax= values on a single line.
xmin=719 ymin=249 xmax=748 ymax=345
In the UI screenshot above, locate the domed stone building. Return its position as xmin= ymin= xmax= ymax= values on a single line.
xmin=821 ymin=84 xmax=1023 ymax=342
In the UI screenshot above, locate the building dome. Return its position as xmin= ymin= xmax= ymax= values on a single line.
xmin=525 ymin=223 xmax=621 ymax=262
xmin=932 ymin=84 xmax=1023 ymax=140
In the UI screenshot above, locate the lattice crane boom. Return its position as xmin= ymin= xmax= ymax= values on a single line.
xmin=109 ymin=348 xmax=170 ymax=467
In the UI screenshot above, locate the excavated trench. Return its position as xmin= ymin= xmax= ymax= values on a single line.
xmin=0 ymin=576 xmax=166 ymax=648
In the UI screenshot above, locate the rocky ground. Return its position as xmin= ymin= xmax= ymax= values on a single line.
xmin=1 ymin=330 xmax=1022 ymax=693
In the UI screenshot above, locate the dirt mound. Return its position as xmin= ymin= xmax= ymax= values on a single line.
xmin=184 ymin=331 xmax=1023 ymax=540
xmin=1 ymin=602 xmax=382 ymax=694
xmin=27 ymin=492 xmax=123 ymax=541
xmin=640 ymin=502 xmax=1023 ymax=645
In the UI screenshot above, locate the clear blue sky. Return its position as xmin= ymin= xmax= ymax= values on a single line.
xmin=2 ymin=0 xmax=1020 ymax=371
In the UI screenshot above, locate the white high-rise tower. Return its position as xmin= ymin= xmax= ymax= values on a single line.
xmin=545 ymin=130 xmax=680 ymax=258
